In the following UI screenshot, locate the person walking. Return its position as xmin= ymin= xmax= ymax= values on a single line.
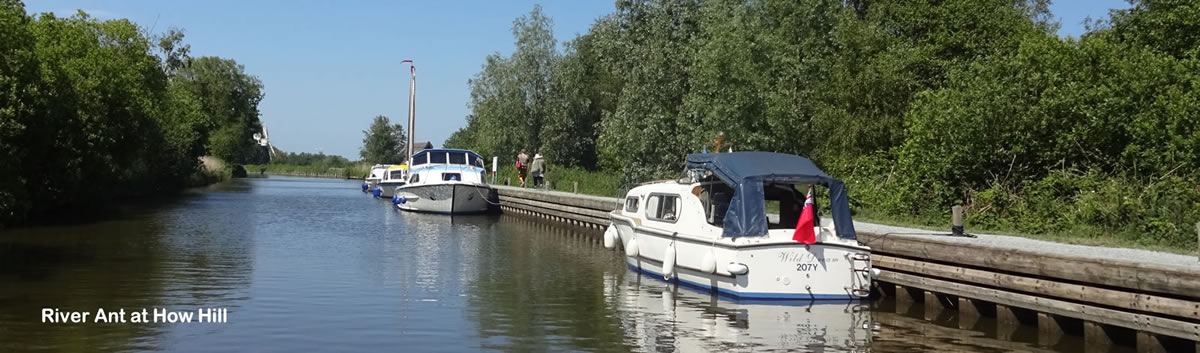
xmin=516 ymin=150 xmax=529 ymax=187
xmin=530 ymin=153 xmax=547 ymax=188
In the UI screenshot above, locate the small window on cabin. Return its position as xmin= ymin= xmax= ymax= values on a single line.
xmin=646 ymin=194 xmax=681 ymax=223
xmin=430 ymin=152 xmax=447 ymax=164
xmin=449 ymin=153 xmax=466 ymax=165
xmin=370 ymin=172 xmax=378 ymax=178
xmin=442 ymin=173 xmax=461 ymax=181
xmin=472 ymin=157 xmax=485 ymax=168
xmin=412 ymin=153 xmax=428 ymax=165
xmin=389 ymin=170 xmax=405 ymax=180
xmin=625 ymin=196 xmax=639 ymax=213
xmin=409 ymin=174 xmax=420 ymax=184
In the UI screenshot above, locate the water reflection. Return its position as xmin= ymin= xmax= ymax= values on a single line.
xmin=615 ymin=270 xmax=873 ymax=352
xmin=0 ymin=180 xmax=256 ymax=352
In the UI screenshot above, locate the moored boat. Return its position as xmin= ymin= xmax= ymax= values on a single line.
xmin=393 ymin=149 xmax=491 ymax=214
xmin=363 ymin=164 xmax=391 ymax=194
xmin=374 ymin=165 xmax=409 ymax=198
xmin=606 ymin=151 xmax=875 ymax=300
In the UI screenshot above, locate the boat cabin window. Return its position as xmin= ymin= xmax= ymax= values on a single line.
xmin=409 ymin=174 xmax=421 ymax=184
xmin=471 ymin=157 xmax=485 ymax=168
xmin=412 ymin=153 xmax=428 ymax=166
xmin=699 ymin=183 xmax=734 ymax=226
xmin=388 ymin=170 xmax=405 ymax=180
xmin=448 ymin=153 xmax=466 ymax=165
xmin=766 ymin=183 xmax=817 ymax=229
xmin=370 ymin=172 xmax=379 ymax=179
xmin=624 ymin=196 xmax=639 ymax=213
xmin=430 ymin=152 xmax=447 ymax=164
xmin=442 ymin=173 xmax=461 ymax=181
xmin=646 ymin=194 xmax=680 ymax=223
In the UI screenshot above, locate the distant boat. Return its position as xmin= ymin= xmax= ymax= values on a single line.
xmin=606 ymin=151 xmax=875 ymax=300
xmin=375 ymin=165 xmax=409 ymax=198
xmin=363 ymin=164 xmax=391 ymax=195
xmin=392 ymin=149 xmax=490 ymax=214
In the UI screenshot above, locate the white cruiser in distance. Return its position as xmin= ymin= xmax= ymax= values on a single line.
xmin=606 ymin=151 xmax=875 ymax=300
xmin=392 ymin=149 xmax=491 ymax=214
xmin=374 ymin=165 xmax=409 ymax=198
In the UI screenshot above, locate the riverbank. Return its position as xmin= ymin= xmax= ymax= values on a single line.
xmin=488 ymin=163 xmax=1196 ymax=254
xmin=244 ymin=163 xmax=370 ymax=179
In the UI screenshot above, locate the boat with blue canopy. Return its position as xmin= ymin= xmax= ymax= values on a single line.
xmin=606 ymin=151 xmax=875 ymax=300
xmin=392 ymin=149 xmax=491 ymax=214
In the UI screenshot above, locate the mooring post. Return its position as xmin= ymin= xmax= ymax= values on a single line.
xmin=1195 ymin=221 xmax=1199 ymax=261
xmin=573 ymin=182 xmax=578 ymax=194
xmin=506 ymin=177 xmax=511 ymax=186
xmin=952 ymin=205 xmax=965 ymax=236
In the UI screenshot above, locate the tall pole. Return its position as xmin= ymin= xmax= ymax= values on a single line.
xmin=402 ymin=59 xmax=416 ymax=163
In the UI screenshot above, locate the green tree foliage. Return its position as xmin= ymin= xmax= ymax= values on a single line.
xmin=0 ymin=2 xmax=266 ymax=226
xmin=359 ymin=115 xmax=406 ymax=164
xmin=452 ymin=1 xmax=1200 ymax=248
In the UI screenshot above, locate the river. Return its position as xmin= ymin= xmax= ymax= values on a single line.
xmin=0 ymin=176 xmax=1104 ymax=352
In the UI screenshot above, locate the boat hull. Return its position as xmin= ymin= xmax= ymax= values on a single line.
xmin=395 ymin=183 xmax=490 ymax=214
xmin=612 ymin=217 xmax=870 ymax=300
xmin=377 ymin=181 xmax=405 ymax=198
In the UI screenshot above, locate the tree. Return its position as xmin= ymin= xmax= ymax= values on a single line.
xmin=359 ymin=115 xmax=406 ymax=164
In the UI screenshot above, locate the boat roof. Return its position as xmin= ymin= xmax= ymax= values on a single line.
xmin=387 ymin=165 xmax=408 ymax=170
xmin=415 ymin=148 xmax=483 ymax=158
xmin=685 ymin=152 xmax=856 ymax=240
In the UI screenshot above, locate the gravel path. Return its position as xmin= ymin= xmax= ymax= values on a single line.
xmin=846 ymin=217 xmax=1200 ymax=271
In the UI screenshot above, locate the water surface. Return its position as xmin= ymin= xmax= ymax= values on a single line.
xmin=0 ymin=177 xmax=1110 ymax=352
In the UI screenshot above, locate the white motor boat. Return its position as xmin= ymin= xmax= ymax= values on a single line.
xmin=363 ymin=164 xmax=391 ymax=195
xmin=606 ymin=151 xmax=874 ymax=300
xmin=374 ymin=165 xmax=409 ymax=198
xmin=393 ymin=149 xmax=492 ymax=214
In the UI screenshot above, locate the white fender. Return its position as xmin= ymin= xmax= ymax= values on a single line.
xmin=662 ymin=243 xmax=676 ymax=280
xmin=624 ymin=237 xmax=639 ymax=257
xmin=700 ymin=251 xmax=717 ymax=274
xmin=603 ymin=225 xmax=617 ymax=249
xmin=726 ymin=263 xmax=749 ymax=275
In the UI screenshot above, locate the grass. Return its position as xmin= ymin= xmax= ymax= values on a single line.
xmin=489 ymin=163 xmax=624 ymax=197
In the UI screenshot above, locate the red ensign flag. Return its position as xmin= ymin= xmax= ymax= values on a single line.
xmin=792 ymin=186 xmax=816 ymax=244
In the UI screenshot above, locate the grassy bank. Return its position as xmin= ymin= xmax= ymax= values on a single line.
xmin=245 ymin=163 xmax=370 ymax=179
xmin=493 ymin=163 xmax=1195 ymax=255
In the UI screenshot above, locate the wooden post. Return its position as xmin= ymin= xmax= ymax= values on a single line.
xmin=958 ymin=297 xmax=980 ymax=330
xmin=1195 ymin=222 xmax=1199 ymax=261
xmin=996 ymin=304 xmax=1019 ymax=341
xmin=1136 ymin=332 xmax=1167 ymax=353
xmin=1038 ymin=313 xmax=1064 ymax=347
xmin=573 ymin=181 xmax=578 ymax=194
xmin=1085 ymin=322 xmax=1114 ymax=353
xmin=506 ymin=177 xmax=511 ymax=186
xmin=923 ymin=291 xmax=944 ymax=321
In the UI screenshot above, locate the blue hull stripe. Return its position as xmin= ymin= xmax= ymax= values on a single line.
xmin=627 ymin=264 xmax=858 ymax=301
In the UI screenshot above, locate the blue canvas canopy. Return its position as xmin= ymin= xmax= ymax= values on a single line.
xmin=685 ymin=152 xmax=857 ymax=240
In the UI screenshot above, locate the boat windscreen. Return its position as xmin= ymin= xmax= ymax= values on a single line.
xmin=430 ymin=152 xmax=447 ymax=164
xmin=449 ymin=152 xmax=466 ymax=165
xmin=412 ymin=153 xmax=428 ymax=165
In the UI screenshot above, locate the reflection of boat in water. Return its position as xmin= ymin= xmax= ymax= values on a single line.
xmin=608 ymin=152 xmax=874 ymax=300
xmin=393 ymin=149 xmax=491 ymax=214
xmin=613 ymin=271 xmax=873 ymax=352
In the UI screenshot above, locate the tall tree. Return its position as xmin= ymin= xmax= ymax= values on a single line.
xmin=359 ymin=115 xmax=406 ymax=164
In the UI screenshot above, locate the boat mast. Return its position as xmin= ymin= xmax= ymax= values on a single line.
xmin=402 ymin=59 xmax=416 ymax=164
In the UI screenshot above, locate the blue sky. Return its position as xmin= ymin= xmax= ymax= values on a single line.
xmin=27 ymin=1 xmax=1130 ymax=159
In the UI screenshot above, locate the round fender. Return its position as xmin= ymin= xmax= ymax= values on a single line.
xmin=603 ymin=225 xmax=617 ymax=249
xmin=662 ymin=243 xmax=676 ymax=280
xmin=624 ymin=237 xmax=639 ymax=257
xmin=700 ymin=251 xmax=717 ymax=274
xmin=372 ymin=187 xmax=382 ymax=198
